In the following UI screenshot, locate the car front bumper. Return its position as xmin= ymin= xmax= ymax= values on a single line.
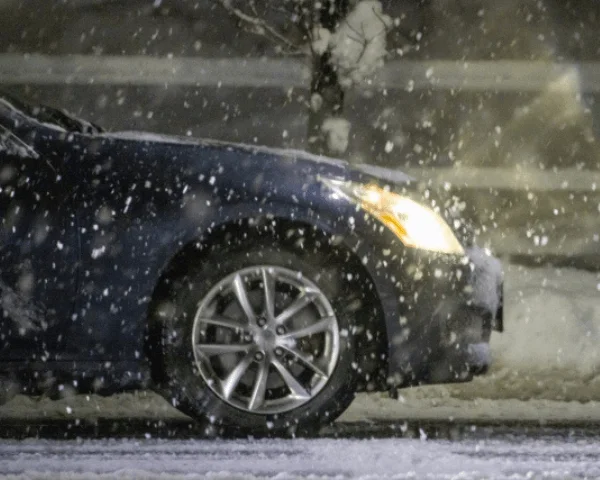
xmin=385 ymin=246 xmax=503 ymax=388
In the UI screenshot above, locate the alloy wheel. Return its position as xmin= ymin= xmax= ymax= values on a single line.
xmin=191 ymin=266 xmax=340 ymax=414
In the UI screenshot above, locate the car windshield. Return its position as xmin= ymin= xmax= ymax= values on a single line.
xmin=0 ymin=92 xmax=103 ymax=134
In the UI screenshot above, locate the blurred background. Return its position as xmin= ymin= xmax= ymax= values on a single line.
xmin=0 ymin=0 xmax=598 ymax=263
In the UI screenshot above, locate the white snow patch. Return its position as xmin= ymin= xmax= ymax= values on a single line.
xmin=0 ymin=126 xmax=39 ymax=159
xmin=0 ymin=98 xmax=67 ymax=133
xmin=309 ymin=93 xmax=324 ymax=113
xmin=91 ymin=246 xmax=106 ymax=259
xmin=467 ymin=246 xmax=503 ymax=314
xmin=311 ymin=27 xmax=331 ymax=56
xmin=321 ymin=117 xmax=351 ymax=154
xmin=100 ymin=131 xmax=200 ymax=145
xmin=329 ymin=1 xmax=392 ymax=87
xmin=353 ymin=163 xmax=412 ymax=183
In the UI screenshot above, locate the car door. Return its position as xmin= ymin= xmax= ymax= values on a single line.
xmin=0 ymin=125 xmax=78 ymax=361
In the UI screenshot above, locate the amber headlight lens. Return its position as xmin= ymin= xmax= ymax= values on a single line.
xmin=323 ymin=178 xmax=465 ymax=255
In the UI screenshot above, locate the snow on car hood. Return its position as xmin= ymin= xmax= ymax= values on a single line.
xmin=101 ymin=131 xmax=412 ymax=184
xmin=102 ymin=131 xmax=347 ymax=164
xmin=101 ymin=131 xmax=201 ymax=146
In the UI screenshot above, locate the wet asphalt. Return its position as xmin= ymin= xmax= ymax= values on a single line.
xmin=1 ymin=416 xmax=599 ymax=442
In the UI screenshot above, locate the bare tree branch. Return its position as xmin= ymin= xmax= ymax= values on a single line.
xmin=217 ymin=0 xmax=302 ymax=54
xmin=370 ymin=5 xmax=393 ymax=36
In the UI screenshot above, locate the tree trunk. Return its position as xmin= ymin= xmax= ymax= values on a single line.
xmin=307 ymin=53 xmax=346 ymax=156
xmin=306 ymin=0 xmax=349 ymax=157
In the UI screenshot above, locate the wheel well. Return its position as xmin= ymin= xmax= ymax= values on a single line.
xmin=145 ymin=217 xmax=389 ymax=392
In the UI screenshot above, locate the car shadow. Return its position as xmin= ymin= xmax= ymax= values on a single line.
xmin=1 ymin=417 xmax=599 ymax=441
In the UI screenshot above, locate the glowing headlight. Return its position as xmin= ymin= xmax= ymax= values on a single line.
xmin=323 ymin=178 xmax=465 ymax=255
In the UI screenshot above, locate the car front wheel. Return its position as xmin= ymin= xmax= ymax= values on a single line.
xmin=156 ymin=239 xmax=360 ymax=435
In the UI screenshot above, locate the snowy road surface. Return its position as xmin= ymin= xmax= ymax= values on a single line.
xmin=1 ymin=433 xmax=600 ymax=479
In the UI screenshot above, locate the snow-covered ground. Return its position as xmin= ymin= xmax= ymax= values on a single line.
xmin=0 ymin=264 xmax=598 ymax=423
xmin=427 ymin=263 xmax=600 ymax=402
xmin=1 ymin=435 xmax=599 ymax=479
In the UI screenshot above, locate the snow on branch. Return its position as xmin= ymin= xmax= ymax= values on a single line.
xmin=321 ymin=117 xmax=351 ymax=154
xmin=328 ymin=1 xmax=392 ymax=87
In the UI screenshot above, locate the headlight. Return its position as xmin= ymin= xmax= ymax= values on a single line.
xmin=322 ymin=178 xmax=465 ymax=255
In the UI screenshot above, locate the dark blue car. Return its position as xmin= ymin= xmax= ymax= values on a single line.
xmin=0 ymin=94 xmax=502 ymax=434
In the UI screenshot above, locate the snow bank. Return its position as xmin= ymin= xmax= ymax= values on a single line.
xmin=436 ymin=264 xmax=600 ymax=402
xmin=1 ymin=264 xmax=599 ymax=422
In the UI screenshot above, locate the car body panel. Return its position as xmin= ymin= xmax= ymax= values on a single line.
xmin=0 ymin=97 xmax=503 ymax=395
xmin=0 ymin=123 xmax=79 ymax=362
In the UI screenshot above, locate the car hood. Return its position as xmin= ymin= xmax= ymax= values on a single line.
xmin=98 ymin=130 xmax=471 ymax=241
xmin=100 ymin=130 xmax=414 ymax=187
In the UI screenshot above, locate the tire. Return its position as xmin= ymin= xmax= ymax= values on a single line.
xmin=154 ymin=235 xmax=361 ymax=435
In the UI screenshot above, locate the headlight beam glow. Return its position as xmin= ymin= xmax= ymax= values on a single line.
xmin=323 ymin=178 xmax=465 ymax=255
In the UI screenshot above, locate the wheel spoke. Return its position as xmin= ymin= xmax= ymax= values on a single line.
xmin=262 ymin=267 xmax=276 ymax=324
xmin=195 ymin=343 xmax=251 ymax=357
xmin=248 ymin=358 xmax=270 ymax=411
xmin=232 ymin=274 xmax=256 ymax=323
xmin=196 ymin=316 xmax=247 ymax=331
xmin=271 ymin=358 xmax=311 ymax=400
xmin=280 ymin=345 xmax=329 ymax=378
xmin=280 ymin=316 xmax=336 ymax=340
xmin=275 ymin=290 xmax=317 ymax=325
xmin=221 ymin=352 xmax=254 ymax=400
